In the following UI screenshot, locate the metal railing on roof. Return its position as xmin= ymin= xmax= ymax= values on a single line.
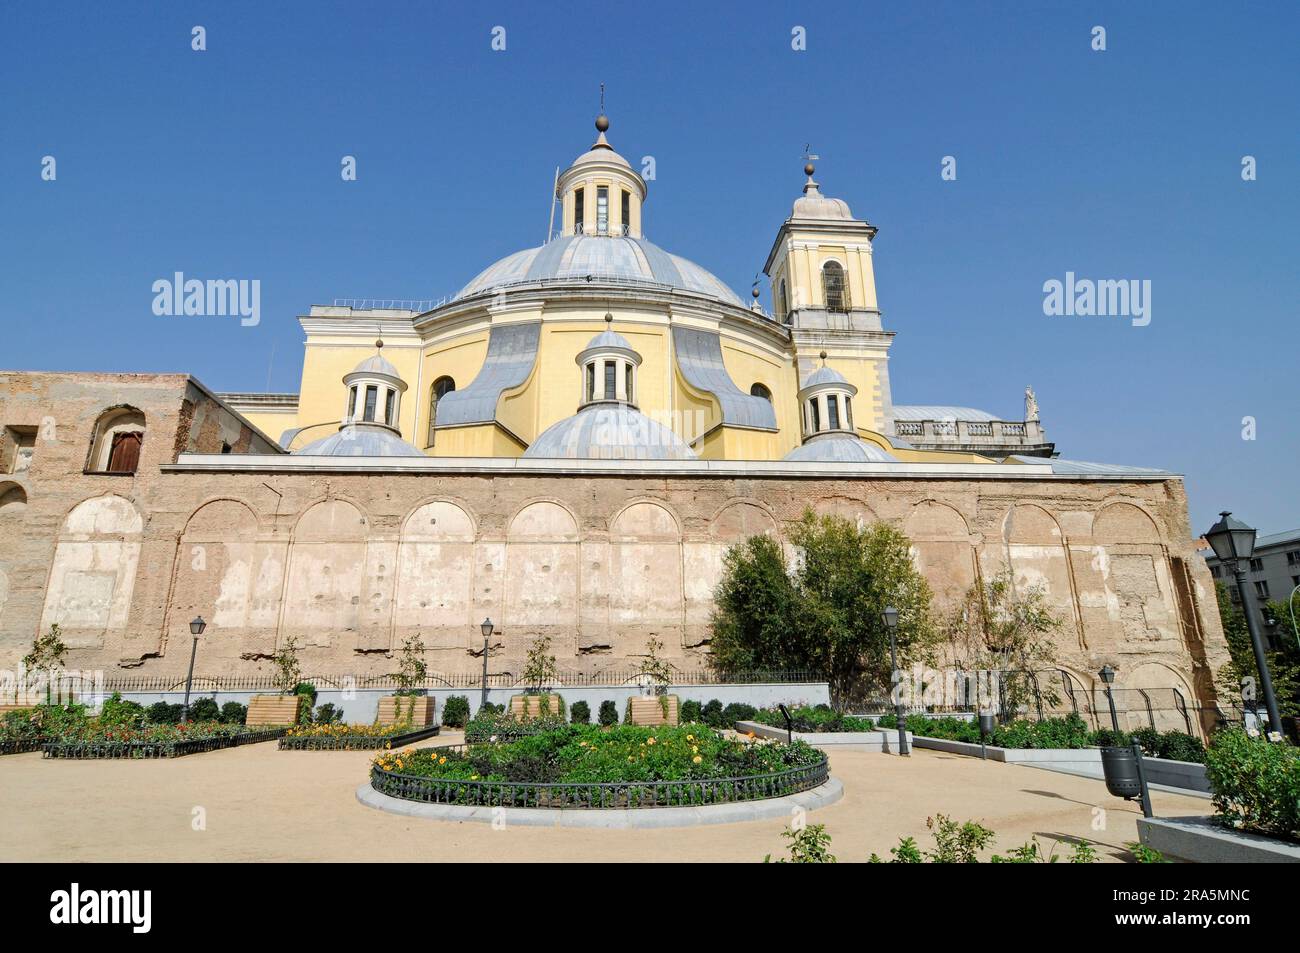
xmin=330 ymin=298 xmax=447 ymax=312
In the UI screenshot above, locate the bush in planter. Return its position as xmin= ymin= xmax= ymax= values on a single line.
xmin=701 ymin=699 xmax=724 ymax=729
xmin=442 ymin=695 xmax=470 ymax=728
xmin=598 ymin=700 xmax=619 ymax=727
xmin=680 ymin=700 xmax=702 ymax=723
xmin=991 ymin=714 xmax=1091 ymax=750
xmin=1205 ymin=729 xmax=1300 ymax=842
xmin=313 ymin=702 xmax=344 ymax=725
xmin=219 ymin=701 xmax=247 ymax=724
xmin=569 ymin=700 xmax=591 ymax=724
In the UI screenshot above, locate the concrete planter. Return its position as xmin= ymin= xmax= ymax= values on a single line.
xmin=1137 ymin=815 xmax=1300 ymax=863
xmin=377 ymin=695 xmax=434 ymax=727
xmin=738 ymin=720 xmax=912 ymax=753
xmin=910 ymin=736 xmax=1210 ymax=793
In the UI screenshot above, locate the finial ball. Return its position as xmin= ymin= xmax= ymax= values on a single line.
xmin=375 ymin=339 xmax=384 ymax=350
xmin=819 ymin=350 xmax=827 ymax=361
xmin=751 ymin=287 xmax=761 ymax=299
xmin=595 ymin=114 xmax=610 ymax=133
xmin=804 ymin=162 xmax=815 ymax=177
xmin=604 ymin=312 xmax=613 ymax=324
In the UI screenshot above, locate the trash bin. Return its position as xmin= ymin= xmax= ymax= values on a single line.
xmin=1100 ymin=745 xmax=1141 ymax=799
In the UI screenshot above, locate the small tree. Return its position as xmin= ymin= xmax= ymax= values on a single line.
xmin=946 ymin=568 xmax=1063 ymax=715
xmin=521 ymin=635 xmax=559 ymax=694
xmin=271 ymin=636 xmax=302 ymax=695
xmin=393 ymin=634 xmax=427 ymax=695
xmin=22 ymin=624 xmax=69 ymax=704
xmin=638 ymin=637 xmax=675 ymax=695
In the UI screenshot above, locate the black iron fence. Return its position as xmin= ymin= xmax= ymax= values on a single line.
xmin=370 ymin=745 xmax=830 ymax=810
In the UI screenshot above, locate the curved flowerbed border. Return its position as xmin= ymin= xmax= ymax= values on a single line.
xmin=279 ymin=725 xmax=440 ymax=751
xmin=370 ymin=744 xmax=830 ymax=810
xmin=42 ymin=727 xmax=288 ymax=759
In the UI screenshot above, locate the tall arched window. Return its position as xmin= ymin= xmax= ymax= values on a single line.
xmin=822 ymin=261 xmax=849 ymax=312
xmin=427 ymin=377 xmax=456 ymax=447
xmin=88 ymin=407 xmax=146 ymax=474
xmin=750 ymin=383 xmax=772 ymax=403
xmin=777 ymin=279 xmax=788 ymax=322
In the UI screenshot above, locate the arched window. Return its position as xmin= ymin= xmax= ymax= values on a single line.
xmin=822 ymin=261 xmax=849 ymax=312
xmin=426 ymin=377 xmax=456 ymax=447
xmin=777 ymin=279 xmax=788 ymax=322
xmin=88 ymin=407 xmax=146 ymax=474
xmin=750 ymin=383 xmax=772 ymax=403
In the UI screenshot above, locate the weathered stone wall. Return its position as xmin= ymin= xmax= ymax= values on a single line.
xmin=0 ymin=373 xmax=1230 ymax=730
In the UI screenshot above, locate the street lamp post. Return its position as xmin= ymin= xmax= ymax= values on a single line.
xmin=181 ymin=616 xmax=206 ymax=723
xmin=479 ymin=618 xmax=494 ymax=711
xmin=1098 ymin=664 xmax=1121 ymax=733
xmin=1205 ymin=511 xmax=1283 ymax=736
xmin=882 ymin=606 xmax=910 ymax=756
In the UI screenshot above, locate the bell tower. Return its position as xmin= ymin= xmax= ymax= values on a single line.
xmin=763 ymin=159 xmax=895 ymax=435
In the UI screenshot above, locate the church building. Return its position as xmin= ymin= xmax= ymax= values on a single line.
xmin=0 ymin=112 xmax=1227 ymax=729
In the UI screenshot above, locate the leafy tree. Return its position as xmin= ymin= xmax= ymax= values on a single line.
xmin=393 ymin=634 xmax=427 ymax=695
xmin=945 ymin=568 xmax=1065 ymax=713
xmin=710 ymin=510 xmax=936 ymax=707
xmin=521 ymin=635 xmax=559 ymax=694
xmin=271 ymin=636 xmax=302 ymax=695
xmin=1214 ymin=584 xmax=1300 ymax=718
xmin=22 ymin=624 xmax=69 ymax=703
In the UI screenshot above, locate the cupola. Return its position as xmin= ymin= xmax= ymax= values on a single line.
xmin=556 ymin=113 xmax=647 ymax=238
xmin=576 ymin=314 xmax=641 ymax=408
xmin=798 ymin=352 xmax=857 ymax=439
xmin=342 ymin=340 xmax=407 ymax=432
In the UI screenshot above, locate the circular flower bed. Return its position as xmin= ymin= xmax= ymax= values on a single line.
xmin=370 ymin=723 xmax=828 ymax=809
xmin=279 ymin=721 xmax=440 ymax=750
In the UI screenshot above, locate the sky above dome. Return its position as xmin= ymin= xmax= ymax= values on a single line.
xmin=1 ymin=1 xmax=1296 ymax=531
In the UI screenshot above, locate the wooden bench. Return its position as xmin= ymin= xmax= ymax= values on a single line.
xmin=245 ymin=695 xmax=300 ymax=726
xmin=628 ymin=695 xmax=679 ymax=727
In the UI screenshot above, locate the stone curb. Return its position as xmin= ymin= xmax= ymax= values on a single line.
xmin=1137 ymin=815 xmax=1300 ymax=863
xmin=355 ymin=776 xmax=843 ymax=828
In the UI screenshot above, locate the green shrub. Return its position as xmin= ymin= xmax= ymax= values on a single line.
xmin=721 ymin=702 xmax=757 ymax=727
xmin=313 ymin=702 xmax=344 ymax=725
xmin=569 ymin=700 xmax=591 ymax=724
xmin=146 ymin=701 xmax=183 ymax=725
xmin=441 ymin=695 xmax=470 ymax=728
xmin=187 ymin=697 xmax=220 ymax=722
xmin=1205 ymin=729 xmax=1300 ymax=842
xmin=598 ymin=700 xmax=619 ymax=727
xmin=1089 ymin=728 xmax=1130 ymax=747
xmin=1153 ymin=730 xmax=1206 ymax=764
xmin=701 ymin=699 xmax=724 ymax=729
xmin=680 ymin=700 xmax=702 ymax=723
xmin=99 ymin=693 xmax=144 ymax=728
xmin=219 ymin=701 xmax=247 ymax=724
xmin=991 ymin=714 xmax=1091 ymax=749
xmin=293 ymin=682 xmax=317 ymax=704
xmin=765 ymin=824 xmax=836 ymax=863
xmin=464 ymin=709 xmax=566 ymax=743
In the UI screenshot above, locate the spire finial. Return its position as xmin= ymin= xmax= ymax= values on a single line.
xmin=819 ymin=350 xmax=828 ymax=365
xmin=595 ymin=82 xmax=609 ymax=133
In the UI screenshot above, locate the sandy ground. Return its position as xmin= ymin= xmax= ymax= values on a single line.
xmin=0 ymin=734 xmax=1209 ymax=862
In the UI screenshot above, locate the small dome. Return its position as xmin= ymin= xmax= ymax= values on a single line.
xmin=524 ymin=404 xmax=697 ymax=460
xmin=350 ymin=353 xmax=401 ymax=379
xmin=584 ymin=328 xmax=634 ymax=352
xmin=802 ymin=365 xmax=849 ymax=387
xmin=784 ymin=432 xmax=899 ymax=463
xmin=792 ymin=182 xmax=855 ymax=221
xmin=294 ymin=423 xmax=425 ymax=458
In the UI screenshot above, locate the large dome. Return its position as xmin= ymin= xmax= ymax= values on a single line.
xmin=456 ymin=235 xmax=743 ymax=307
xmin=524 ymin=403 xmax=697 ymax=461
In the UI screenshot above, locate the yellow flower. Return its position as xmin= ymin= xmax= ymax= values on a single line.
xmin=686 ymin=734 xmax=694 ymax=742
xmin=627 ymin=756 xmax=634 ymax=762
xmin=647 ymin=737 xmax=656 ymax=745
xmin=470 ymin=774 xmax=479 ymax=781
xmin=692 ymin=746 xmax=698 ymax=754
xmin=438 ymin=756 xmax=447 ymax=765
xmin=693 ymin=755 xmax=702 ymax=764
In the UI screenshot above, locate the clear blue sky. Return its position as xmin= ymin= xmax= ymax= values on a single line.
xmin=2 ymin=1 xmax=1296 ymax=533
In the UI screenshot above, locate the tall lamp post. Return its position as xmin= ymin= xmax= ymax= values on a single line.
xmin=1098 ymin=664 xmax=1121 ymax=733
xmin=1205 ymin=512 xmax=1283 ymax=735
xmin=181 ymin=616 xmax=206 ymax=723
xmin=882 ymin=606 xmax=910 ymax=756
xmin=479 ymin=618 xmax=494 ymax=711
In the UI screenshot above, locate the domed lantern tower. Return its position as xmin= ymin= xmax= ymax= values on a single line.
xmin=557 ymin=114 xmax=647 ymax=238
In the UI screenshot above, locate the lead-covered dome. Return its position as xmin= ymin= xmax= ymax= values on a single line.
xmin=456 ymin=235 xmax=744 ymax=307
xmin=784 ymin=432 xmax=899 ymax=463
xmin=524 ymin=404 xmax=697 ymax=460
xmin=295 ymin=422 xmax=426 ymax=457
